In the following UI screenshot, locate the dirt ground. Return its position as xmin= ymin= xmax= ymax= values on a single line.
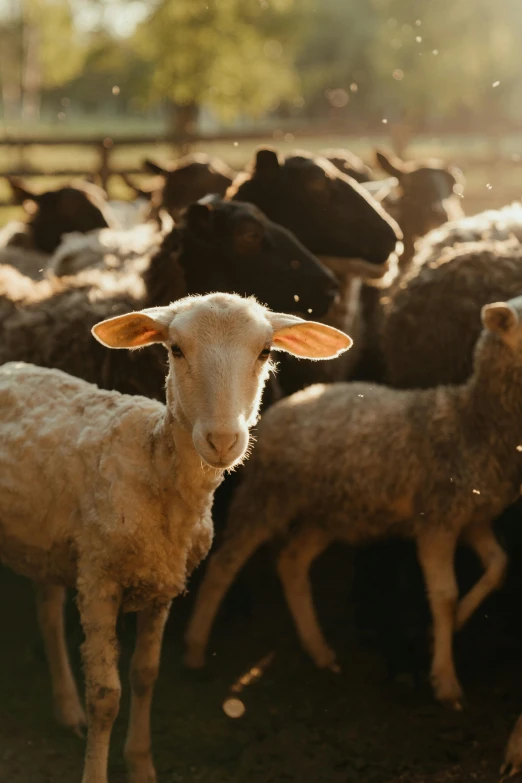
xmin=2 ymin=505 xmax=522 ymax=783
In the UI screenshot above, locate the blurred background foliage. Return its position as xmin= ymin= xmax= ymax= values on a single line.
xmin=1 ymin=0 xmax=522 ymax=138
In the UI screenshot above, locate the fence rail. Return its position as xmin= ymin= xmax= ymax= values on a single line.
xmin=0 ymin=127 xmax=518 ymax=208
xmin=0 ymin=129 xmax=338 ymax=205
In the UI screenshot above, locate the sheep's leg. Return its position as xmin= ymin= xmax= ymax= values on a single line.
xmin=124 ymin=600 xmax=171 ymax=783
xmin=455 ymin=523 xmax=507 ymax=630
xmin=35 ymin=583 xmax=86 ymax=735
xmin=416 ymin=530 xmax=462 ymax=709
xmin=184 ymin=526 xmax=270 ymax=668
xmin=79 ymin=581 xmax=122 ymax=783
xmin=276 ymin=527 xmax=336 ymax=671
xmin=501 ymin=713 xmax=522 ymax=777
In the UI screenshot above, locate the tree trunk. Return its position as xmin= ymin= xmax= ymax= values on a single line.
xmin=0 ymin=0 xmax=23 ymax=122
xmin=0 ymin=35 xmax=22 ymax=122
xmin=22 ymin=23 xmax=41 ymax=121
xmin=1 ymin=73 xmax=22 ymax=122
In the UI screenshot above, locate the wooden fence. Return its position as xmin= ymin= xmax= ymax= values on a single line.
xmin=0 ymin=128 xmax=347 ymax=206
xmin=0 ymin=126 xmax=518 ymax=209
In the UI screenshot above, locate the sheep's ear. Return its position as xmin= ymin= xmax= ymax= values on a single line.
xmin=120 ymin=173 xmax=152 ymax=200
xmin=185 ymin=202 xmax=213 ymax=234
xmin=92 ymin=310 xmax=170 ymax=349
xmin=143 ymin=159 xmax=168 ymax=176
xmin=446 ymin=165 xmax=465 ymax=189
xmin=268 ymin=313 xmax=352 ymax=360
xmin=481 ymin=302 xmax=518 ymax=336
xmin=253 ymin=148 xmax=281 ymax=181
xmin=7 ymin=176 xmax=39 ymax=206
xmin=375 ymin=150 xmax=406 ymax=178
xmin=80 ymin=179 xmax=109 ymax=201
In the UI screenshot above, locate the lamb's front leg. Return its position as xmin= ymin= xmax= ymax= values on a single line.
xmin=35 ymin=583 xmax=86 ymax=735
xmin=417 ymin=529 xmax=462 ymax=709
xmin=502 ymin=713 xmax=522 ymax=778
xmin=78 ymin=579 xmax=122 ymax=783
xmin=124 ymin=600 xmax=172 ymax=783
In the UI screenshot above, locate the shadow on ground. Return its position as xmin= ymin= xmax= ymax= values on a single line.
xmin=1 ymin=517 xmax=522 ymax=783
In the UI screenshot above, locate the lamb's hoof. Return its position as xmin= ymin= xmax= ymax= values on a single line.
xmin=501 ymin=717 xmax=522 ymax=779
xmin=183 ymin=646 xmax=206 ymax=669
xmin=126 ymin=750 xmax=157 ymax=783
xmin=128 ymin=769 xmax=157 ymax=783
xmin=313 ymin=645 xmax=340 ymax=673
xmin=501 ymin=762 xmax=521 ymax=780
xmin=431 ymin=673 xmax=464 ymax=711
xmin=55 ymin=699 xmax=87 ymax=739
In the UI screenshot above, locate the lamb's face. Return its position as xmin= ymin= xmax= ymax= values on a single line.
xmin=164 ymin=298 xmax=274 ymax=469
xmin=92 ymin=292 xmax=352 ymax=470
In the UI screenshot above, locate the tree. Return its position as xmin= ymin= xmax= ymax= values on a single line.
xmin=370 ymin=0 xmax=522 ymax=122
xmin=295 ymin=0 xmax=522 ymax=144
xmin=0 ymin=0 xmax=87 ymax=121
xmin=131 ymin=0 xmax=301 ymax=136
xmin=294 ymin=0 xmax=381 ymax=122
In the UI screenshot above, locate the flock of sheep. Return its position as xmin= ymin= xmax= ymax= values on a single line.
xmin=1 ymin=145 xmax=522 ymax=782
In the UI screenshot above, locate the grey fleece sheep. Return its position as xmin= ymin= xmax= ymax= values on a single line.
xmin=184 ymin=295 xmax=522 ymax=710
xmin=405 ymin=202 xmax=522 ymax=276
xmin=382 ymin=233 xmax=522 ymax=389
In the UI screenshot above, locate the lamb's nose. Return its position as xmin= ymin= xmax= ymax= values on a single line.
xmin=206 ymin=431 xmax=239 ymax=458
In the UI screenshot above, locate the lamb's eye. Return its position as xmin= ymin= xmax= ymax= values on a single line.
xmin=258 ymin=347 xmax=271 ymax=361
xmin=171 ymin=344 xmax=184 ymax=358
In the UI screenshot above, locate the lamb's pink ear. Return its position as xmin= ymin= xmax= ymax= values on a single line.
xmin=269 ymin=313 xmax=352 ymax=360
xmin=92 ymin=310 xmax=170 ymax=349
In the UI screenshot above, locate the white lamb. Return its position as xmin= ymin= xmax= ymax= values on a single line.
xmin=0 ymin=292 xmax=351 ymax=783
xmin=49 ymin=217 xmax=171 ymax=278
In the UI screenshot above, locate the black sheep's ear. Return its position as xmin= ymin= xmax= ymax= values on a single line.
xmin=375 ymin=149 xmax=406 ymax=179
xmin=253 ymin=148 xmax=281 ymax=181
xmin=185 ymin=202 xmax=213 ymax=234
xmin=7 ymin=176 xmax=40 ymax=205
xmin=143 ymin=159 xmax=168 ymax=176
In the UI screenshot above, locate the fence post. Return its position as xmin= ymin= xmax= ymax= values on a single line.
xmin=99 ymin=137 xmax=113 ymax=191
xmin=17 ymin=140 xmax=27 ymax=173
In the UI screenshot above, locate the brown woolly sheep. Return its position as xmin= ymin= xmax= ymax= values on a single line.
xmin=184 ymin=296 xmax=522 ymax=711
